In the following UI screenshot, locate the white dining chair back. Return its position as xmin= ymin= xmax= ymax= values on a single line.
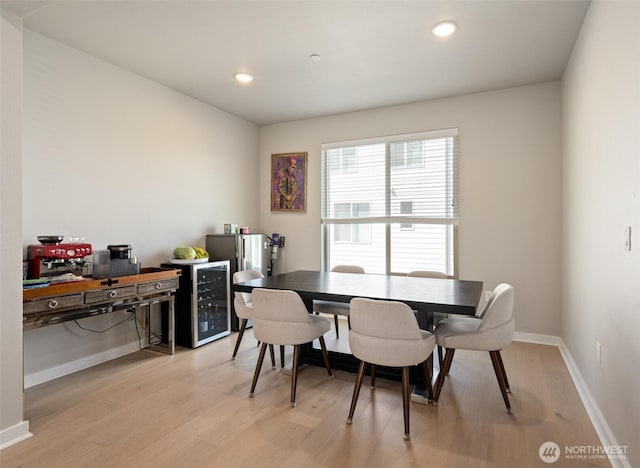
xmin=252 ymin=289 xmax=329 ymax=342
xmin=349 ymin=299 xmax=430 ymax=366
xmin=406 ymin=270 xmax=447 ymax=279
xmin=233 ymin=269 xmax=264 ymax=320
xmin=231 ymin=269 xmax=265 ymax=360
xmin=331 ymin=265 xmax=365 ymax=274
xmin=478 ymin=283 xmax=514 ymax=325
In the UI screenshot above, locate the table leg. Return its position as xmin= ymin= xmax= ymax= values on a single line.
xmin=147 ymin=296 xmax=175 ymax=355
xmin=410 ymin=352 xmax=435 ymax=405
xmin=411 ymin=307 xmax=437 ymax=405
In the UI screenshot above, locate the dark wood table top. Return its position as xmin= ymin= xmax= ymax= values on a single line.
xmin=234 ymin=270 xmax=483 ymax=316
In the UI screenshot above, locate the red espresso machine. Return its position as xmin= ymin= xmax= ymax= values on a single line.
xmin=27 ymin=241 xmax=93 ymax=279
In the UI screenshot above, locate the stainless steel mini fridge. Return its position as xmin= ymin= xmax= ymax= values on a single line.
xmin=161 ymin=260 xmax=230 ymax=348
xmin=205 ymin=234 xmax=270 ymax=330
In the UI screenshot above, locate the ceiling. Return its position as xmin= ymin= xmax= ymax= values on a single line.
xmin=2 ymin=0 xmax=590 ymax=126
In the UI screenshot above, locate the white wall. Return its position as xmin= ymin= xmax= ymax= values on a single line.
xmin=561 ymin=1 xmax=640 ymax=464
xmin=22 ymin=31 xmax=259 ymax=382
xmin=0 ymin=9 xmax=30 ymax=448
xmin=259 ymin=82 xmax=563 ymax=337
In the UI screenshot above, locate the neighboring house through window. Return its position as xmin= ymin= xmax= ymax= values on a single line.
xmin=334 ymin=202 xmax=371 ymax=243
xmin=400 ymin=201 xmax=414 ymax=230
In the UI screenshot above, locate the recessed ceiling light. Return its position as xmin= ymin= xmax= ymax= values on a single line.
xmin=310 ymin=53 xmax=321 ymax=61
xmin=234 ymin=72 xmax=254 ymax=84
xmin=432 ymin=20 xmax=457 ymax=38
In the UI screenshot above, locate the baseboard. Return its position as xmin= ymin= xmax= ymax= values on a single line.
xmin=513 ymin=331 xmax=560 ymax=346
xmin=24 ymin=341 xmax=142 ymax=389
xmin=558 ymin=339 xmax=631 ymax=468
xmin=0 ymin=421 xmax=32 ymax=451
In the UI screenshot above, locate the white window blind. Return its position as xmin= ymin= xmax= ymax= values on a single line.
xmin=321 ymin=128 xmax=459 ymax=276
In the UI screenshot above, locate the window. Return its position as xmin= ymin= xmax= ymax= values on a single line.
xmin=400 ymin=201 xmax=414 ymax=230
xmin=334 ymin=202 xmax=371 ymax=243
xmin=328 ymin=146 xmax=357 ymax=173
xmin=391 ymin=141 xmax=424 ymax=168
xmin=321 ymin=129 xmax=458 ymax=275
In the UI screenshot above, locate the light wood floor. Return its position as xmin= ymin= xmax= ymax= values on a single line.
xmin=2 ymin=322 xmax=609 ymax=468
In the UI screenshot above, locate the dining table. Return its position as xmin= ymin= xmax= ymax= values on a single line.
xmin=233 ymin=269 xmax=483 ymax=402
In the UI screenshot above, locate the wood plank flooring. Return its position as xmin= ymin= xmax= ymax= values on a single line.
xmin=1 ymin=323 xmax=610 ymax=467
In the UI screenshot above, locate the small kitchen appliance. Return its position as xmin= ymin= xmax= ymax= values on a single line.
xmin=103 ymin=244 xmax=140 ymax=278
xmin=27 ymin=242 xmax=93 ymax=279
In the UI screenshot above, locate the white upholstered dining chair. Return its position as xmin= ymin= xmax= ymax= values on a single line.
xmin=432 ymin=283 xmax=515 ymax=413
xmin=232 ymin=270 xmax=280 ymax=368
xmin=407 ymin=270 xmax=447 ymax=279
xmin=249 ymin=288 xmax=334 ymax=408
xmin=313 ymin=265 xmax=365 ymax=338
xmin=347 ymin=298 xmax=435 ymax=440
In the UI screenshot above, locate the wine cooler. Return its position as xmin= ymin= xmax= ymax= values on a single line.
xmin=161 ymin=260 xmax=230 ymax=348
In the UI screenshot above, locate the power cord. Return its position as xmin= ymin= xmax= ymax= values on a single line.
xmin=73 ymin=311 xmax=135 ymax=333
xmin=73 ymin=307 xmax=162 ymax=350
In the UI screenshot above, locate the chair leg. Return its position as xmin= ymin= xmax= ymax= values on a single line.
xmin=402 ymin=366 xmax=411 ymax=441
xmin=280 ymin=345 xmax=285 ymax=368
xmin=421 ymin=360 xmax=433 ymax=400
xmin=269 ymin=344 xmax=276 ymax=369
xmin=290 ymin=345 xmax=301 ymax=408
xmin=249 ymin=342 xmax=268 ymax=397
xmin=433 ymin=348 xmax=455 ymax=405
xmin=347 ymin=360 xmax=366 ymax=424
xmin=489 ymin=350 xmax=513 ymax=414
xmin=334 ymin=314 xmax=340 ymax=339
xmin=437 ymin=345 xmax=444 ymax=370
xmin=444 ymin=347 xmax=455 ymax=376
xmin=232 ymin=319 xmax=248 ymax=359
xmin=494 ymin=349 xmax=511 ymax=392
xmin=318 ymin=336 xmax=334 ymax=378
xmin=370 ymin=363 xmax=376 ymax=389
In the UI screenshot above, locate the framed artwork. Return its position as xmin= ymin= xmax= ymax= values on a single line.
xmin=271 ymin=152 xmax=307 ymax=212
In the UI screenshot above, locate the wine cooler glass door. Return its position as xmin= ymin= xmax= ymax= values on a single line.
xmin=192 ymin=262 xmax=230 ymax=347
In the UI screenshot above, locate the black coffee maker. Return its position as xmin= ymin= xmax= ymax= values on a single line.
xmin=106 ymin=244 xmax=140 ymax=277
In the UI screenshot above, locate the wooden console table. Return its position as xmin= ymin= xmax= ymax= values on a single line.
xmin=23 ymin=267 xmax=180 ymax=355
